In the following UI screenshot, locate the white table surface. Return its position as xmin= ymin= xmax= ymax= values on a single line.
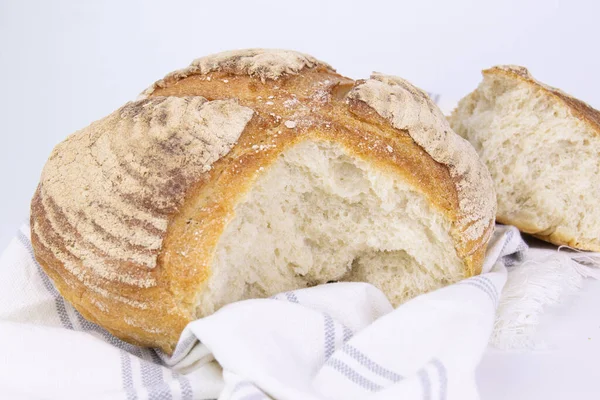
xmin=478 ymin=278 xmax=600 ymax=399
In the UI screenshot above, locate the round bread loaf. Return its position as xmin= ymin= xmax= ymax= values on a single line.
xmin=450 ymin=65 xmax=600 ymax=251
xmin=31 ymin=49 xmax=496 ymax=353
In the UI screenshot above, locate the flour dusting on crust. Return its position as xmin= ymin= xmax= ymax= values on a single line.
xmin=32 ymin=96 xmax=254 ymax=291
xmin=347 ymin=73 xmax=496 ymax=246
xmin=141 ymin=49 xmax=333 ymax=98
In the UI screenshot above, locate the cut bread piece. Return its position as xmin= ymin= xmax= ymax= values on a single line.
xmin=450 ymin=65 xmax=600 ymax=251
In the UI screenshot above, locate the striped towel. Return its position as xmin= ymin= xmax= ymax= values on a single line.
xmin=1 ymin=223 xmax=595 ymax=399
xmin=0 ymin=224 xmax=223 ymax=400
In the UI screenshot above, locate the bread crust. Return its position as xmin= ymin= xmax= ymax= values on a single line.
xmin=31 ymin=49 xmax=496 ymax=353
xmin=486 ymin=66 xmax=600 ymax=136
xmin=477 ymin=66 xmax=600 ymax=251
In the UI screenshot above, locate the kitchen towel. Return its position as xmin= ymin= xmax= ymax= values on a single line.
xmin=0 ymin=224 xmax=597 ymax=399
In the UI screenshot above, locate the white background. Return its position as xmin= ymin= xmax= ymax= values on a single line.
xmin=2 ymin=0 xmax=600 ymax=250
xmin=1 ymin=1 xmax=599 ymax=398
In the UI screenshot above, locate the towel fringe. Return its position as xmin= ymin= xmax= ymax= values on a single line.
xmin=492 ymin=250 xmax=600 ymax=350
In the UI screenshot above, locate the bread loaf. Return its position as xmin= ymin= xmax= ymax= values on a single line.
xmin=450 ymin=65 xmax=600 ymax=251
xmin=31 ymin=49 xmax=496 ymax=353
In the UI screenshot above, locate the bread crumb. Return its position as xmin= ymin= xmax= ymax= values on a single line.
xmin=284 ymin=120 xmax=297 ymax=129
xmin=387 ymin=145 xmax=393 ymax=153
xmin=206 ymin=76 xmax=211 ymax=81
xmin=222 ymin=79 xmax=229 ymax=83
xmin=268 ymin=96 xmax=274 ymax=99
xmin=266 ymin=101 xmax=274 ymax=105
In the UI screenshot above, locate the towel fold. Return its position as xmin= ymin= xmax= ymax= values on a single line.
xmin=0 ymin=224 xmax=597 ymax=400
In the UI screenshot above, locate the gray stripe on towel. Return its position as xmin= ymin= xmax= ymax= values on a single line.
xmin=498 ymin=229 xmax=515 ymax=258
xmin=459 ymin=281 xmax=496 ymax=305
xmin=324 ymin=314 xmax=335 ymax=360
xmin=475 ymin=276 xmax=499 ymax=301
xmin=418 ymin=368 xmax=431 ymax=400
xmin=325 ymin=357 xmax=383 ymax=392
xmin=284 ymin=292 xmax=299 ymax=303
xmin=342 ymin=344 xmax=403 ymax=382
xmin=432 ymin=359 xmax=447 ymax=400
xmin=74 ymin=310 xmax=143 ymax=355
xmin=17 ymin=231 xmax=74 ymax=330
xmin=121 ymin=351 xmax=138 ymax=400
xmin=172 ymin=370 xmax=193 ymax=400
xmin=19 ymin=228 xmax=173 ymax=400
xmin=342 ymin=325 xmax=354 ymax=343
xmin=171 ymin=333 xmax=198 ymax=360
xmin=140 ymin=358 xmax=172 ymax=400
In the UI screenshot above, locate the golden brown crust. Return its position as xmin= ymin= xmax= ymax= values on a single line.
xmin=31 ymin=49 xmax=495 ymax=353
xmin=496 ymin=214 xmax=600 ymax=252
xmin=140 ymin=48 xmax=335 ymax=98
xmin=30 ymin=96 xmax=255 ymax=351
xmin=485 ymin=65 xmax=600 ymax=137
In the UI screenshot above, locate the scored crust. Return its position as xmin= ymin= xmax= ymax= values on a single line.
xmin=31 ymin=49 xmax=496 ymax=353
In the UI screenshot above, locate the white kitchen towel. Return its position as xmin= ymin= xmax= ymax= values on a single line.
xmin=0 ymin=223 xmax=596 ymax=400
xmin=176 ymin=263 xmax=507 ymax=400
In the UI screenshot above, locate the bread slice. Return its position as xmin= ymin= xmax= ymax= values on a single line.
xmin=450 ymin=65 xmax=600 ymax=251
xmin=31 ymin=49 xmax=496 ymax=353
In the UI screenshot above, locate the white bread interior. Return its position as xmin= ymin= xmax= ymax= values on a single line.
xmin=450 ymin=70 xmax=600 ymax=250
xmin=196 ymin=140 xmax=463 ymax=314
